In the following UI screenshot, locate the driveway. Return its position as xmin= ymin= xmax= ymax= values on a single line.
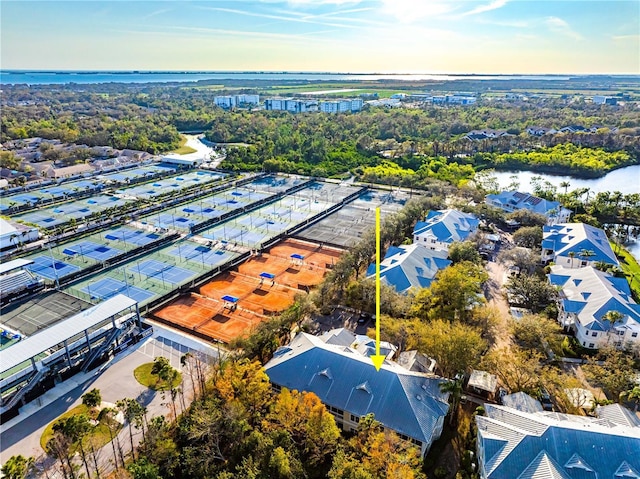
xmin=484 ymin=258 xmax=513 ymax=350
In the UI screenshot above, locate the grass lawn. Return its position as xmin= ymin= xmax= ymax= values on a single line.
xmin=170 ymin=135 xmax=197 ymax=155
xmin=612 ymin=242 xmax=640 ymax=301
xmin=40 ymin=404 xmax=122 ymax=451
xmin=134 ymin=362 xmax=182 ymax=391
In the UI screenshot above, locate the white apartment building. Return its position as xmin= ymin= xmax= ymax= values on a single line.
xmin=318 ymin=98 xmax=363 ymax=113
xmin=549 ymin=265 xmax=640 ymax=351
xmin=214 ymin=94 xmax=260 ymax=109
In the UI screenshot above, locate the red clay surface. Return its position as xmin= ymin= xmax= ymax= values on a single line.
xmin=153 ymin=239 xmax=343 ymax=343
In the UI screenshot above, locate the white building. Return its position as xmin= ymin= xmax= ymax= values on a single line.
xmin=236 ymin=94 xmax=260 ymax=105
xmin=215 ymin=94 xmax=260 ymax=109
xmin=365 ymin=243 xmax=451 ymax=294
xmin=446 ymin=95 xmax=477 ymax=105
xmin=264 ymin=329 xmax=450 ymax=456
xmin=593 ymin=95 xmax=617 ymax=105
xmin=485 ymin=191 xmax=571 ymax=225
xmin=549 ymin=265 xmax=640 ymax=350
xmin=318 ymin=98 xmax=363 ymax=113
xmin=541 ymin=223 xmax=619 ymax=268
xmin=0 ymin=217 xmax=40 ymax=251
xmin=264 ymin=98 xmax=318 ymax=113
xmin=214 ymin=96 xmax=236 ymax=109
xmin=413 ymin=209 xmax=479 ymax=251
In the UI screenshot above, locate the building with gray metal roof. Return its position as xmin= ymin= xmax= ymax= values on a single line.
xmin=264 ymin=329 xmax=450 ymax=455
xmin=476 ymin=403 xmax=640 ymax=479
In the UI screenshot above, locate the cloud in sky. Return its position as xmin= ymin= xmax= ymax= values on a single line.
xmin=1 ymin=0 xmax=638 ymax=73
xmin=545 ymin=16 xmax=583 ymax=41
xmin=461 ymin=0 xmax=509 ymax=17
xmin=380 ymin=0 xmax=459 ymax=23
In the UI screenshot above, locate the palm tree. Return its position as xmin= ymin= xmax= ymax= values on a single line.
xmin=560 ymin=181 xmax=571 ymax=195
xmin=602 ymin=310 xmax=625 ymax=346
xmin=620 ymin=386 xmax=640 ymax=412
xmin=152 ymin=357 xmax=179 ymax=416
xmin=116 ymin=399 xmax=137 ymax=460
xmin=97 ymin=407 xmax=121 ymax=470
xmin=578 ymin=249 xmax=596 ymax=267
xmin=439 ymin=377 xmax=464 ymax=425
xmin=53 ymin=415 xmax=92 ymax=479
xmin=568 ymin=251 xmax=576 ymax=268
xmin=1 ymin=455 xmax=34 ymax=479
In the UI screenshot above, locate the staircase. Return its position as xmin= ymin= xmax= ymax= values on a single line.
xmin=2 ymin=367 xmax=48 ymax=411
xmin=81 ymin=327 xmax=123 ymax=373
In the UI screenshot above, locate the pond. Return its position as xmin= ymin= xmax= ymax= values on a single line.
xmin=490 ymin=164 xmax=640 ymax=196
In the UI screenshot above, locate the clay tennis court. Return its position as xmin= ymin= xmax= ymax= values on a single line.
xmin=152 ymin=239 xmax=344 ymax=343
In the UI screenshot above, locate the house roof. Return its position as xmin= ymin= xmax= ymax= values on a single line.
xmin=486 ymin=191 xmax=568 ymax=218
xmin=596 ymin=403 xmax=640 ymax=428
xmin=413 ymin=209 xmax=479 ymax=245
xmin=53 ymin=164 xmax=94 ymax=177
xmin=500 ymin=392 xmax=543 ymax=414
xmin=542 ymin=223 xmax=619 ymax=266
xmin=476 ymin=404 xmax=640 ymax=479
xmin=365 ymin=243 xmax=452 ymax=293
xmin=264 ymin=330 xmax=450 ymax=445
xmin=550 ymin=265 xmax=640 ymax=334
xmin=468 ymin=369 xmax=498 ymax=392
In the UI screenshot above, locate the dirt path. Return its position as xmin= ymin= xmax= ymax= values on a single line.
xmin=484 ymin=258 xmax=512 ymax=350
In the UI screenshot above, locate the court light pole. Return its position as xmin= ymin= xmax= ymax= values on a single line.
xmin=46 ymin=242 xmax=60 ymax=289
xmin=122 ymin=267 xmax=131 ymax=297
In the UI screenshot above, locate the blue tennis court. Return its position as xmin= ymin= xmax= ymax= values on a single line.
xmin=129 ymin=260 xmax=194 ymax=285
xmin=82 ymin=277 xmax=154 ymax=303
xmin=169 ymin=243 xmax=231 ymax=267
xmin=26 ymin=256 xmax=80 ymax=280
xmin=144 ymin=214 xmax=195 ymax=231
xmin=63 ymin=241 xmax=123 ymax=261
xmin=104 ymin=227 xmax=161 ymax=246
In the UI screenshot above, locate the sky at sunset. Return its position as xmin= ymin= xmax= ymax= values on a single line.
xmin=1 ymin=0 xmax=638 ymax=73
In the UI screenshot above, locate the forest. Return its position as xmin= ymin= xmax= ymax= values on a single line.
xmin=2 ymin=83 xmax=639 ymax=179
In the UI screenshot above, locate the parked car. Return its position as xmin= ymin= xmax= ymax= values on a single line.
xmin=358 ymin=312 xmax=372 ymax=324
xmin=539 ymin=387 xmax=553 ymax=411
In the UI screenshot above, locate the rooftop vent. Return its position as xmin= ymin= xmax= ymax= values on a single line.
xmin=356 ymin=381 xmax=371 ymax=394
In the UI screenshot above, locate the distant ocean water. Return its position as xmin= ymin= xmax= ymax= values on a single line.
xmin=0 ymin=71 xmax=583 ymax=85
